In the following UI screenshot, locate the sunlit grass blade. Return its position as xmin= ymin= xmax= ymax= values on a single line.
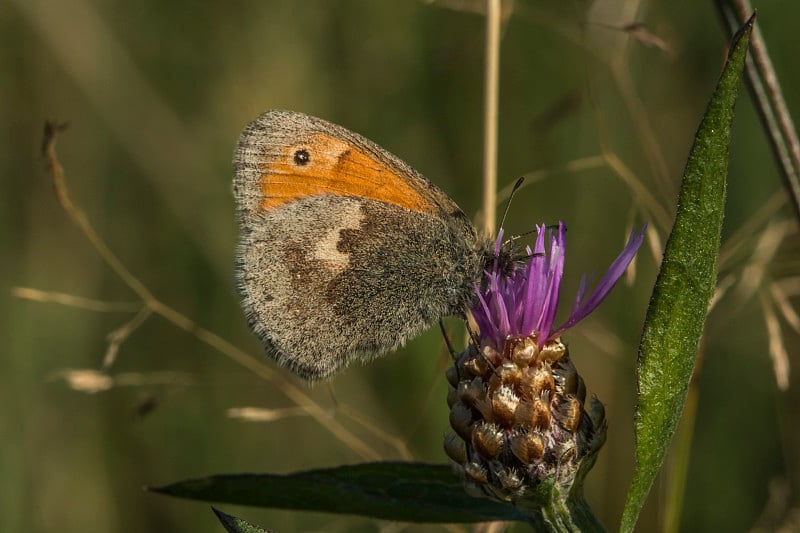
xmin=619 ymin=14 xmax=755 ymax=533
xmin=150 ymin=462 xmax=529 ymax=524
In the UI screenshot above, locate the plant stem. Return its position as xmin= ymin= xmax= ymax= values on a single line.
xmin=482 ymin=0 xmax=501 ymax=237
xmin=714 ymin=0 xmax=800 ymax=222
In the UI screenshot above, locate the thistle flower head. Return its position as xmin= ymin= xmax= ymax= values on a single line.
xmin=473 ymin=221 xmax=646 ymax=351
xmin=446 ymin=222 xmax=645 ymax=506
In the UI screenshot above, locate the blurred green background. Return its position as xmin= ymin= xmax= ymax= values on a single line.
xmin=3 ymin=1 xmax=799 ymax=531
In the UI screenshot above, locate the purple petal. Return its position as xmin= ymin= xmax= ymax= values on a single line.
xmin=473 ymin=282 xmax=500 ymax=349
xmin=471 ymin=221 xmax=646 ymax=349
xmin=551 ymin=224 xmax=646 ymax=338
xmin=521 ymin=226 xmax=548 ymax=334
xmin=536 ymin=223 xmax=566 ymax=343
xmin=574 ymin=272 xmax=589 ymax=310
xmin=494 ymin=227 xmax=505 ymax=257
xmin=492 ymin=275 xmax=511 ymax=339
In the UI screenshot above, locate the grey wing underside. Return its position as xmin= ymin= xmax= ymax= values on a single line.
xmin=235 ymin=195 xmax=478 ymax=380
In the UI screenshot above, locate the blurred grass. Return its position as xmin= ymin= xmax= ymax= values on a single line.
xmin=2 ymin=1 xmax=798 ymax=532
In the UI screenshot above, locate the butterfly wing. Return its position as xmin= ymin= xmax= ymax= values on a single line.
xmin=233 ymin=111 xmax=485 ymax=379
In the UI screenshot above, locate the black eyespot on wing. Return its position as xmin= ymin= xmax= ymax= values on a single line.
xmin=294 ymin=149 xmax=310 ymax=166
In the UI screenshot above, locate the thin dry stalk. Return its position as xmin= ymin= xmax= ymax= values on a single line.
xmin=12 ymin=287 xmax=140 ymax=312
xmin=759 ymin=291 xmax=791 ymax=391
xmin=102 ymin=307 xmax=152 ymax=370
xmin=495 ymin=154 xmax=607 ymax=203
xmin=40 ymin=122 xmax=389 ymax=462
xmin=226 ymin=407 xmax=309 ymax=423
xmin=716 ymin=0 xmax=800 ymax=221
xmin=481 ymin=0 xmax=502 ymax=237
xmin=770 ymin=282 xmax=800 ymax=334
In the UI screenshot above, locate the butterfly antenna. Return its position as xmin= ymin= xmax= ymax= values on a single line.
xmin=511 ymin=249 xmax=543 ymax=263
xmin=505 ymin=227 xmax=538 ymax=244
xmin=498 ymin=177 xmax=525 ymax=232
xmin=504 ymin=222 xmax=564 ymax=246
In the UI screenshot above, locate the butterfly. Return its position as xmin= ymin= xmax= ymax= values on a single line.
xmin=233 ymin=111 xmax=500 ymax=380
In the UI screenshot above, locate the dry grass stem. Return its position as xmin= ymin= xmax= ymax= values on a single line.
xmin=735 ymin=219 xmax=790 ymax=301
xmin=715 ymin=0 xmax=800 ymax=221
xmin=335 ymin=403 xmax=414 ymax=461
xmin=40 ymin=122 xmax=398 ymax=463
xmin=776 ymin=276 xmax=800 ymax=296
xmin=11 ymin=287 xmax=141 ymax=312
xmin=719 ymin=191 xmax=787 ymax=269
xmin=426 ymin=0 xmax=515 ymax=22
xmin=495 ymin=154 xmax=606 ymax=204
xmin=602 ymin=151 xmax=672 ymax=231
xmin=54 ymin=368 xmax=195 ymax=394
xmin=610 ymin=60 xmax=673 ymax=202
xmin=581 ymin=322 xmax=626 ymax=360
xmin=226 ymin=407 xmax=309 ymax=423
xmin=770 ymin=282 xmax=800 ymax=334
xmin=13 ymin=0 xmax=230 ymax=270
xmin=102 ymin=307 xmax=152 ymax=370
xmin=759 ymin=291 xmax=790 ymax=391
xmin=709 ymin=274 xmax=737 ymax=313
xmin=481 ymin=0 xmax=502 ymax=236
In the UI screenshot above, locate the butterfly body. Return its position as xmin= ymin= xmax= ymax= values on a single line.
xmin=234 ymin=111 xmax=491 ymax=379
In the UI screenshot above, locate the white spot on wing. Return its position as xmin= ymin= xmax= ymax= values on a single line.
xmin=312 ymin=202 xmax=363 ymax=273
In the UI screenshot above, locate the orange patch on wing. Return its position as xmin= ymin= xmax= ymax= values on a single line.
xmin=258 ymin=132 xmax=432 ymax=213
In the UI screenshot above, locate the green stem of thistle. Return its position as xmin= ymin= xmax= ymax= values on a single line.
xmin=515 ymin=482 xmax=607 ymax=532
xmin=565 ymin=494 xmax=607 ymax=533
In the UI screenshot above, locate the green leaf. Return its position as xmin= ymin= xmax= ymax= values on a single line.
xmin=620 ymin=14 xmax=754 ymax=533
xmin=150 ymin=462 xmax=528 ymax=524
xmin=212 ymin=507 xmax=271 ymax=533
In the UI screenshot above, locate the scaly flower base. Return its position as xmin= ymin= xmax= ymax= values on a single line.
xmin=443 ymin=222 xmax=644 ymax=530
xmin=445 ymin=334 xmax=607 ymax=531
